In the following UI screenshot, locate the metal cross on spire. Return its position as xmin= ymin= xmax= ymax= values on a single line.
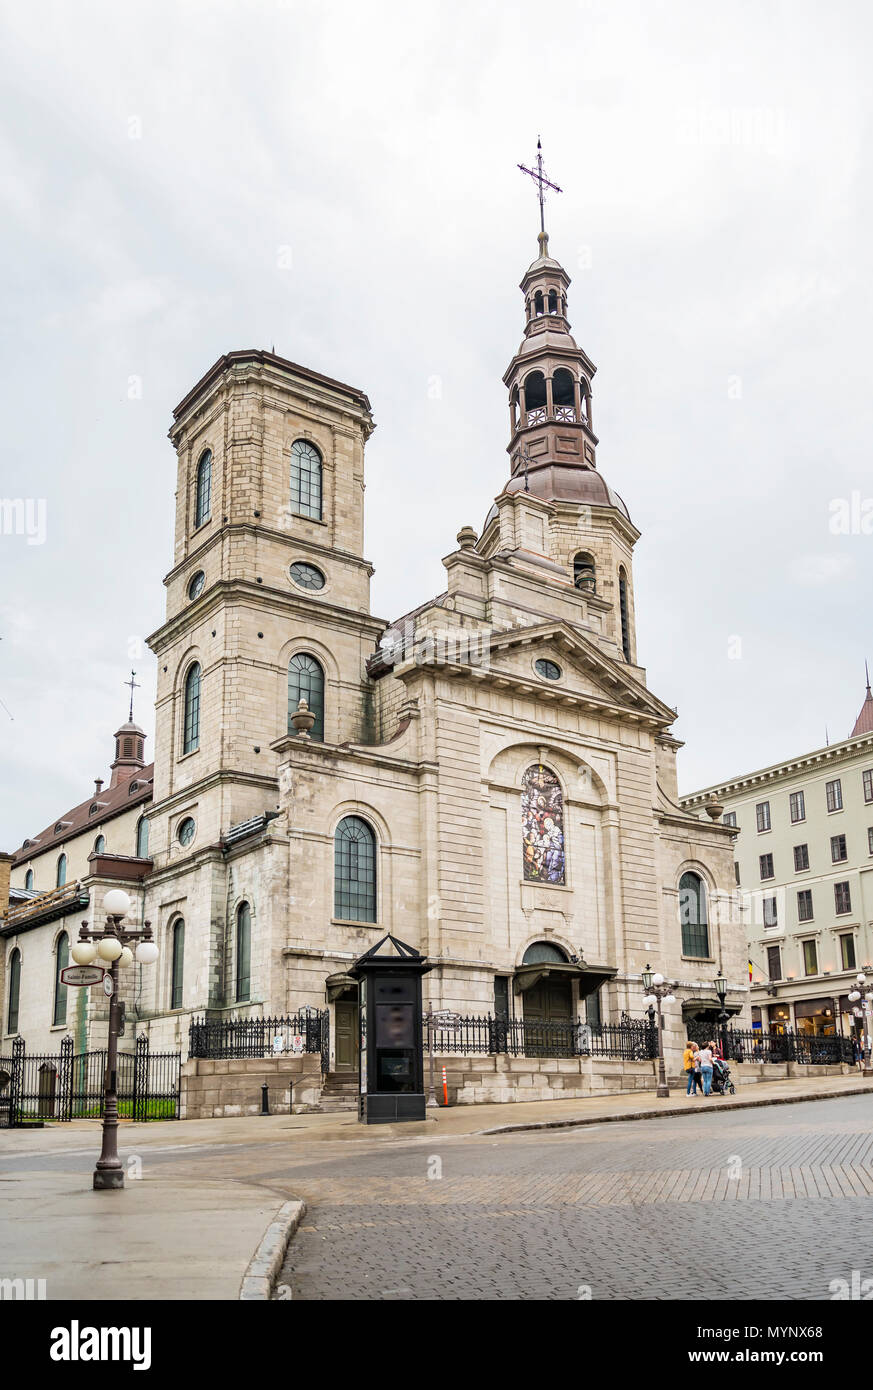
xmin=518 ymin=137 xmax=562 ymax=237
xmin=124 ymin=669 xmax=140 ymax=722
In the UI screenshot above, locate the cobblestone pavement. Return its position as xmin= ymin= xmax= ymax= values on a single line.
xmin=274 ymin=1095 xmax=873 ymax=1300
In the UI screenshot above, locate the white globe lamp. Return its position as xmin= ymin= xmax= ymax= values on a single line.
xmin=135 ymin=941 xmax=159 ymax=965
xmin=97 ymin=936 xmax=123 ymax=962
xmin=103 ymin=889 xmax=131 ymax=918
xmin=71 ymin=940 xmax=98 ymax=966
xmin=119 ymin=946 xmax=134 ymax=968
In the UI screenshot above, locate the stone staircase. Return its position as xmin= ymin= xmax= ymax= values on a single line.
xmin=319 ymin=1072 xmax=358 ymax=1113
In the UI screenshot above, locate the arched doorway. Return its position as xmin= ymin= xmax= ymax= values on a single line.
xmin=520 ymin=942 xmax=573 ymax=1045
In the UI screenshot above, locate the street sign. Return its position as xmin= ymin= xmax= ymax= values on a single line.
xmin=103 ymin=974 xmax=115 ymax=998
xmin=60 ymin=965 xmax=106 ymax=987
xmin=430 ymin=1011 xmax=462 ymax=1029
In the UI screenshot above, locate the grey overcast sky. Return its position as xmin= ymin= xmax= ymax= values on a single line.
xmin=2 ymin=0 xmax=872 ymax=847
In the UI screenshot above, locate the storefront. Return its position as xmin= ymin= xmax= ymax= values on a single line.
xmin=794 ymin=997 xmax=839 ymax=1037
xmin=767 ymin=1003 xmax=792 ymax=1033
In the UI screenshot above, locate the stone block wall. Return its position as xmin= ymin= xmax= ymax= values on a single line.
xmin=179 ymin=1055 xmax=322 ymax=1119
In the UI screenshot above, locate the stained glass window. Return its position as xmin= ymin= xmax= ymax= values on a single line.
xmin=288 ymin=653 xmax=324 ymax=741
xmin=290 ymin=439 xmax=322 ymax=520
xmin=334 ymin=816 xmax=377 ymax=922
xmin=195 ymin=450 xmax=212 ymax=527
xmin=521 ymin=765 xmax=565 ymax=884
xmin=183 ymin=663 xmax=201 ymax=753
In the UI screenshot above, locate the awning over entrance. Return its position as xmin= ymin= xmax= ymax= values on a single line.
xmin=514 ymin=961 xmax=616 ymax=1000
xmin=325 ymin=971 xmax=358 ymax=1002
xmin=681 ymin=997 xmax=742 ymax=1021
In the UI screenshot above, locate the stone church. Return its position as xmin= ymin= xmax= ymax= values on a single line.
xmin=2 ymin=224 xmax=747 ymax=1103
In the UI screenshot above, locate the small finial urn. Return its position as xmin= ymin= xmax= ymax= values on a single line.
xmin=456 ymin=526 xmax=477 ymax=552
xmin=704 ymin=798 xmax=724 ymax=822
xmin=291 ymin=698 xmax=316 ymax=740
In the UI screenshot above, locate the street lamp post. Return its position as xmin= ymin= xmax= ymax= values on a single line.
xmin=71 ymin=889 xmax=159 ymax=1190
xmin=641 ymin=964 xmax=676 ymax=1099
xmin=714 ymin=969 xmax=729 ymax=1061
xmin=847 ymin=973 xmax=873 ymax=1078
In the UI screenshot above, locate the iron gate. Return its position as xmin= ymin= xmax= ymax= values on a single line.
xmin=0 ymin=1034 xmax=181 ymax=1125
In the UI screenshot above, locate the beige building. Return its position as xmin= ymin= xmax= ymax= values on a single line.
xmin=681 ymin=684 xmax=873 ymax=1040
xmin=2 ymin=224 xmax=746 ymax=1099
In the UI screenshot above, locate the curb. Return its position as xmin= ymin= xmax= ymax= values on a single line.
xmin=239 ymin=1198 xmax=306 ymax=1300
xmin=479 ymin=1083 xmax=873 ymax=1136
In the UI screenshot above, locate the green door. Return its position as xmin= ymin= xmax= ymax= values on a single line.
xmin=335 ymin=999 xmax=359 ymax=1072
xmin=523 ymin=977 xmax=573 ymax=1056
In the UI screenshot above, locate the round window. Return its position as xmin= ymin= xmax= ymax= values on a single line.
xmin=188 ymin=571 xmax=205 ymax=600
xmin=289 ymin=562 xmax=325 ymax=591
xmin=535 ymin=659 xmax=562 ymax=681
xmin=178 ymin=817 xmax=196 ymax=847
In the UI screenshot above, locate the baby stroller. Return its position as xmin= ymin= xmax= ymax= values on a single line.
xmin=710 ymin=1056 xmax=736 ymax=1096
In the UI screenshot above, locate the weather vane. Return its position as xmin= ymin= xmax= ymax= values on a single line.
xmin=518 ymin=137 xmax=562 ymax=236
xmin=124 ymin=669 xmax=140 ymax=722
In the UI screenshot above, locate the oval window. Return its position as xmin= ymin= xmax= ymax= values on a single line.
xmin=178 ymin=817 xmax=196 ymax=847
xmin=289 ymin=562 xmax=325 ymax=591
xmin=535 ymin=659 xmax=561 ymax=681
xmin=188 ymin=571 xmax=205 ymax=600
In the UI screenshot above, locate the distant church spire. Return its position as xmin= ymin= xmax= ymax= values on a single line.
xmin=851 ymin=661 xmax=873 ymax=738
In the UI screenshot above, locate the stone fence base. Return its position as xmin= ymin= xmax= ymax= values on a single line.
xmin=433 ymin=1054 xmax=657 ymax=1105
xmin=179 ymin=1056 xmax=323 ymax=1120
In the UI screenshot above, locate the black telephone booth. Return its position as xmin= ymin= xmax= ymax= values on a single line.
xmin=349 ymin=934 xmax=431 ymax=1124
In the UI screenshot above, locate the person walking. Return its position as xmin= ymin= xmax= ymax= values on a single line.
xmin=683 ymin=1040 xmax=701 ymax=1096
xmin=698 ymin=1042 xmax=715 ymax=1096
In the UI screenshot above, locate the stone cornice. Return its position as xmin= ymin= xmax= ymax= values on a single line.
xmin=681 ymin=732 xmax=873 ymax=806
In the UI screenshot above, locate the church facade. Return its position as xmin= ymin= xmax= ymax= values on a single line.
xmin=2 ymin=227 xmax=747 ymax=1094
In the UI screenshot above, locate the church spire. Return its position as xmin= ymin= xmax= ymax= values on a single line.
xmin=851 ymin=662 xmax=873 ymax=738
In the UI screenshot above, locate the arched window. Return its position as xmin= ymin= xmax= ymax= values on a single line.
xmin=573 ymin=552 xmax=596 ymax=593
xmin=522 ymin=941 xmax=567 ymax=965
xmin=53 ymin=932 xmax=69 ymax=1026
xmin=235 ymin=902 xmax=251 ymax=1002
xmin=56 ymin=854 xmax=67 ymax=888
xmin=548 ymin=288 xmax=558 ymax=315
xmin=679 ymin=872 xmax=710 ymax=958
xmin=618 ymin=567 xmax=631 ymax=662
xmin=553 ymin=368 xmax=575 ymax=421
xmin=290 ymin=439 xmax=323 ymax=521
xmin=94 ymin=835 xmax=105 ymax=854
xmin=195 ymin=449 xmax=212 ymax=527
xmin=288 ymin=653 xmax=324 ymax=742
xmin=524 ymin=371 xmax=547 ymax=425
xmin=7 ymin=949 xmax=20 ymax=1034
xmin=183 ymin=663 xmax=201 ymax=754
xmin=135 ymin=817 xmax=149 ymax=858
xmin=171 ymin=919 xmax=185 ymax=1010
xmin=334 ymin=816 xmax=377 ymax=922
xmin=24 ymin=869 xmax=33 ymax=892
xmin=534 ymin=290 xmax=544 ymax=317
xmin=521 ymin=764 xmax=565 ymax=885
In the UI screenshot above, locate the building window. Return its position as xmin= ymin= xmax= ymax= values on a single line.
xmin=618 ymin=567 xmax=631 ymax=662
xmin=171 ymin=919 xmax=184 ymax=1010
xmin=24 ymin=869 xmax=33 ymax=891
xmin=521 ymin=764 xmax=565 ymax=884
xmin=797 ymin=889 xmax=814 ymax=922
xmin=188 ymin=570 xmax=205 ymax=601
xmin=195 ymin=449 xmax=212 ymax=527
xmin=53 ymin=932 xmax=69 ymax=1026
xmin=7 ymin=949 xmax=21 ymax=1033
xmin=287 ymin=653 xmax=324 ymax=742
xmin=835 ymin=881 xmax=852 ymax=915
xmin=236 ymin=902 xmax=251 ymax=1002
xmin=573 ymin=552 xmax=596 ymax=593
xmin=767 ymin=945 xmax=782 ymax=982
xmin=586 ymin=987 xmax=602 ymax=1029
xmin=841 ymin=934 xmax=857 ymax=972
xmin=763 ymin=896 xmax=778 ymax=927
xmin=826 ymin=778 xmax=843 ymax=813
xmin=868 ymin=826 xmax=873 ymax=856
xmin=136 ymin=816 xmax=149 ymax=858
xmin=289 ymin=562 xmax=326 ymax=591
xmin=56 ymin=854 xmax=67 ymax=888
xmin=334 ymin=816 xmax=377 ymax=923
xmin=290 ymin=439 xmax=323 ymax=520
xmin=794 ymin=844 xmax=809 ymax=872
xmin=734 ymin=862 xmax=740 ymax=885
xmin=494 ymin=975 xmax=510 ymax=1019
xmin=831 ymin=834 xmax=848 ymax=863
xmin=177 ymin=817 xmax=196 ymax=848
xmin=802 ymin=940 xmax=818 ymax=977
xmin=789 ymin=790 xmax=806 ymax=823
xmin=94 ymin=835 xmax=105 ymax=854
xmin=678 ymin=872 xmax=710 ymax=958
xmin=183 ymin=663 xmax=201 ymax=754
xmin=759 ymin=852 xmax=774 ymax=880
xmin=723 ymin=811 xmax=737 ymax=827
xmin=756 ymin=801 xmax=771 ymax=832
xmin=864 ymin=770 xmax=873 ymax=804
xmin=535 ymin=659 xmax=561 ymax=681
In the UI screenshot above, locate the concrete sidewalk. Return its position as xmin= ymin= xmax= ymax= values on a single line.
xmin=1 ymin=1073 xmax=871 ymax=1300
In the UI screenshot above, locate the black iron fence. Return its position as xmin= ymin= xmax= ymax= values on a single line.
xmin=188 ymin=1011 xmax=329 ymax=1065
xmin=0 ymin=1035 xmax=180 ymax=1125
xmin=721 ymin=1029 xmax=856 ymax=1067
xmin=425 ymin=1013 xmax=658 ymax=1061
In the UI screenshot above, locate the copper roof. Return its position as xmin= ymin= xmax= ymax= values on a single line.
xmin=851 ymin=683 xmax=873 ymax=738
xmin=13 ymin=764 xmax=154 ymax=865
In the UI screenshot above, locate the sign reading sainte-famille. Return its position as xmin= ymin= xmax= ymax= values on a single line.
xmin=59 ymin=965 xmax=106 ymax=987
